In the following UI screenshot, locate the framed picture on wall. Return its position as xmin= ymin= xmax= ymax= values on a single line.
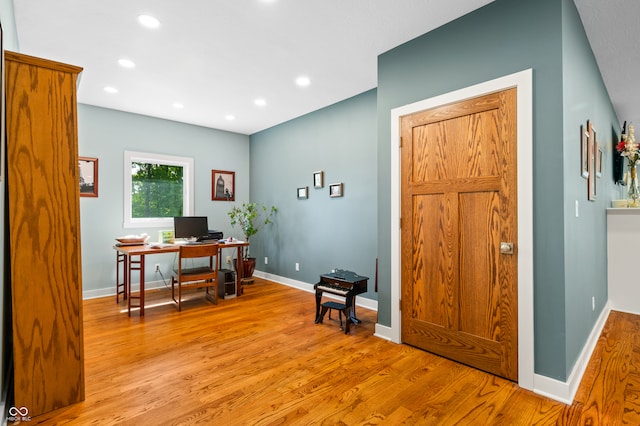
xmin=587 ymin=121 xmax=596 ymax=201
xmin=297 ymin=186 xmax=308 ymax=199
xmin=313 ymin=170 xmax=324 ymax=188
xmin=596 ymin=143 xmax=603 ymax=178
xmin=580 ymin=124 xmax=589 ymax=179
xmin=329 ymin=182 xmax=343 ymax=198
xmin=212 ymin=170 xmax=235 ymax=201
xmin=79 ymin=157 xmax=98 ymax=197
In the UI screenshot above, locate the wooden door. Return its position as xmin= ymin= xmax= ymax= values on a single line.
xmin=400 ymin=88 xmax=518 ymax=381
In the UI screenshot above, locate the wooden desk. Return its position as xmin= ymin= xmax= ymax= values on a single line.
xmin=114 ymin=241 xmax=249 ymax=316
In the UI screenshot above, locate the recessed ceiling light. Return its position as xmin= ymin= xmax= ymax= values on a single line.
xmin=138 ymin=15 xmax=160 ymax=28
xmin=225 ymin=115 xmax=236 ymax=121
xmin=104 ymin=86 xmax=118 ymax=93
xmin=118 ymin=58 xmax=136 ymax=68
xmin=254 ymin=98 xmax=267 ymax=106
xmin=172 ymin=103 xmax=184 ymax=109
xmin=296 ymin=76 xmax=311 ymax=87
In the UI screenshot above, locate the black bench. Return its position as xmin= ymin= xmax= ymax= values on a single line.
xmin=320 ymin=301 xmax=347 ymax=330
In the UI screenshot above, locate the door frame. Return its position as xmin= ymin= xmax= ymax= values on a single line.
xmin=387 ymin=69 xmax=533 ymax=391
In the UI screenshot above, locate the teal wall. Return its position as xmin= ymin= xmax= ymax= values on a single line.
xmin=249 ymin=90 xmax=378 ymax=296
xmin=561 ymin=0 xmax=619 ymax=375
xmin=377 ymin=0 xmax=617 ymax=381
xmin=0 ymin=0 xmax=18 ymax=51
xmin=77 ymin=105 xmax=251 ymax=295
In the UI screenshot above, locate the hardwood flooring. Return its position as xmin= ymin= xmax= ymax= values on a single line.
xmin=25 ymin=278 xmax=638 ymax=425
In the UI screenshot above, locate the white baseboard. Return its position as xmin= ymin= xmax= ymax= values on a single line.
xmin=82 ymin=279 xmax=169 ymax=300
xmin=253 ymin=270 xmax=378 ymax=312
xmin=373 ymin=322 xmax=395 ymax=341
xmin=84 ymin=272 xmax=380 ymax=313
xmin=533 ymin=301 xmax=612 ymax=404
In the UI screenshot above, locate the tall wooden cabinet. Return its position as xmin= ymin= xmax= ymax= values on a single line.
xmin=5 ymin=51 xmax=85 ymax=416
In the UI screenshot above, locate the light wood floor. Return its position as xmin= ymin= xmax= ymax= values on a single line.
xmin=27 ymin=278 xmax=638 ymax=425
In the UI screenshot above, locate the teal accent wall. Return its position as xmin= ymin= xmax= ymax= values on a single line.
xmin=561 ymin=0 xmax=619 ymax=376
xmin=377 ymin=0 xmax=617 ymax=381
xmin=0 ymin=0 xmax=18 ymax=51
xmin=77 ymin=105 xmax=250 ymax=295
xmin=249 ymin=90 xmax=378 ymax=296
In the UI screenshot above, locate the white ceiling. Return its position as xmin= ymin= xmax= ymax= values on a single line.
xmin=12 ymin=0 xmax=633 ymax=135
xmin=573 ymin=0 xmax=640 ymax=130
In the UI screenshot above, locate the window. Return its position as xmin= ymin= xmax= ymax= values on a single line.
xmin=124 ymin=151 xmax=194 ymax=228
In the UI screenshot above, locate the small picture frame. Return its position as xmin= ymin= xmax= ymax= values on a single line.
xmin=79 ymin=156 xmax=98 ymax=197
xmin=587 ymin=121 xmax=596 ymax=201
xmin=329 ymin=182 xmax=343 ymax=198
xmin=297 ymin=186 xmax=308 ymax=199
xmin=313 ymin=170 xmax=324 ymax=188
xmin=580 ymin=125 xmax=589 ymax=179
xmin=212 ymin=170 xmax=235 ymax=201
xmin=596 ymin=143 xmax=603 ymax=178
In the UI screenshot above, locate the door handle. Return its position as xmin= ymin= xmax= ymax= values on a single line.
xmin=500 ymin=242 xmax=514 ymax=255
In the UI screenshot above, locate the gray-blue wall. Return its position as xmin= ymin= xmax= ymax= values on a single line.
xmin=77 ymin=105 xmax=251 ymax=296
xmin=376 ymin=0 xmax=617 ymax=381
xmin=561 ymin=0 xmax=619 ymax=377
xmin=249 ymin=90 xmax=378 ymax=297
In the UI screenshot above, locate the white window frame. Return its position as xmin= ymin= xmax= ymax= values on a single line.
xmin=123 ymin=150 xmax=194 ymax=228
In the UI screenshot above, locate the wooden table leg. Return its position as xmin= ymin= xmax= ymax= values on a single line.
xmin=127 ymin=254 xmax=146 ymax=317
xmin=139 ymin=255 xmax=146 ymax=316
xmin=116 ymin=251 xmax=128 ymax=303
xmin=127 ymin=254 xmax=133 ymax=316
xmin=236 ymin=246 xmax=244 ymax=296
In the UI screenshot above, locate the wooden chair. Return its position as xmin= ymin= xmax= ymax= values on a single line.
xmin=171 ymin=243 xmax=219 ymax=311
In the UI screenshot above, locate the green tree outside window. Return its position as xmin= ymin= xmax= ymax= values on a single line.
xmin=131 ymin=162 xmax=184 ymax=218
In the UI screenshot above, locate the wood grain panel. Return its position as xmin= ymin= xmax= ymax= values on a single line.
xmin=404 ymin=93 xmax=502 ymax=128
xmin=5 ymin=51 xmax=85 ymax=416
xmin=408 ymin=100 xmax=501 ymax=184
xmin=459 ymin=191 xmax=500 ymax=339
xmin=407 ymin=318 xmax=503 ymax=370
xmin=410 ymin=193 xmax=455 ymax=327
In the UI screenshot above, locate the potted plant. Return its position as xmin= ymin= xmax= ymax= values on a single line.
xmin=228 ymin=202 xmax=277 ymax=278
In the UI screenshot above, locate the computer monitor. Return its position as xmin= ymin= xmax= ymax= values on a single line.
xmin=173 ymin=216 xmax=209 ymax=241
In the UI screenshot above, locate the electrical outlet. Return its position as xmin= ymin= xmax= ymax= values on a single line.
xmin=592 ymin=296 xmax=595 ymax=311
xmin=295 ymin=262 xmax=300 ymax=271
xmin=155 ymin=263 xmax=160 ymax=272
xmin=226 ymin=256 xmax=231 ymax=264
xmin=264 ymin=257 xmax=268 ymax=265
